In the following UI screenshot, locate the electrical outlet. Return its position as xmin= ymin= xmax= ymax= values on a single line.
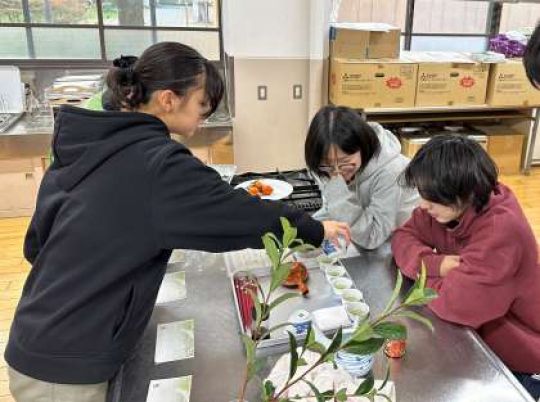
xmin=293 ymin=84 xmax=302 ymax=100
xmin=257 ymin=85 xmax=267 ymax=101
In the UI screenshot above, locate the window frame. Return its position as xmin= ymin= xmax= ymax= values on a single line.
xmin=401 ymin=0 xmax=500 ymax=51
xmin=0 ymin=0 xmax=223 ymax=66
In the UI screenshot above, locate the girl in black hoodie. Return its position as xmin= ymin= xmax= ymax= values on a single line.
xmin=5 ymin=42 xmax=350 ymax=402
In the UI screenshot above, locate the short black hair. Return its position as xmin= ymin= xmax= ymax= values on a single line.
xmin=401 ymin=134 xmax=498 ymax=212
xmin=524 ymin=22 xmax=540 ymax=88
xmin=305 ymin=105 xmax=380 ymax=177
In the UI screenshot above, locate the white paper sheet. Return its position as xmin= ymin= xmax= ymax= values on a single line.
xmin=146 ymin=376 xmax=192 ymax=402
xmin=156 ymin=271 xmax=187 ymax=304
xmin=155 ymin=320 xmax=195 ymax=364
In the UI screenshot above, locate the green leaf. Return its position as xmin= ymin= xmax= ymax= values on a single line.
xmin=424 ymin=288 xmax=438 ymax=299
xmin=404 ymin=288 xmax=438 ymax=306
xmin=256 ymin=280 xmax=266 ymax=304
xmin=280 ymin=217 xmax=296 ymax=249
xmin=263 ymin=233 xmax=280 ymax=269
xmin=354 ymin=372 xmax=375 ymax=395
xmin=297 ymin=357 xmax=308 ymax=367
xmin=419 ymin=261 xmax=427 ymax=289
xmin=267 ymin=232 xmax=283 ymax=249
xmin=323 ymin=327 xmax=343 ymax=358
xmin=403 ymin=263 xmax=428 ymax=303
xmin=343 ymin=338 xmax=385 ymax=355
xmin=270 ymin=262 xmax=293 ymax=293
xmin=346 ymin=321 xmax=374 ymax=345
xmin=269 ymin=292 xmax=301 ymax=311
xmin=241 ymin=334 xmax=255 ymax=363
xmin=248 ymin=357 xmax=265 ymax=379
xmin=307 ymin=341 xmax=326 ymax=355
xmin=284 ymin=226 xmax=298 ymax=250
xmin=249 ymin=290 xmax=262 ymax=326
xmin=301 ymin=322 xmax=314 ymax=356
xmin=323 ymin=353 xmax=335 ymax=365
xmin=336 ymin=388 xmax=347 ymax=402
xmin=288 ymin=331 xmax=299 ymax=380
xmin=263 ymin=322 xmax=294 ymax=337
xmin=290 ymin=243 xmax=316 ymax=254
xmin=263 ymin=380 xmax=276 ymax=399
xmin=378 ymin=360 xmax=391 ymax=391
xmin=382 ymin=270 xmax=403 ymax=315
xmin=321 ymin=390 xmax=335 ymax=399
xmin=302 ymin=380 xmax=325 ymax=402
xmin=396 ymin=310 xmax=434 ymax=332
xmin=373 ymin=322 xmax=407 ymax=340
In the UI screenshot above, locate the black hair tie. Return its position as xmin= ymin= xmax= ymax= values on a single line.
xmin=113 ymin=55 xmax=139 ymax=85
xmin=113 ymin=55 xmax=138 ymax=70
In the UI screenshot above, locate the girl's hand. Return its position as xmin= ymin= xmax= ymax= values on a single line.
xmin=440 ymin=255 xmax=460 ymax=277
xmin=322 ymin=221 xmax=351 ymax=246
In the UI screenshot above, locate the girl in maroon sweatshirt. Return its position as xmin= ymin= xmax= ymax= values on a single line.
xmin=391 ymin=134 xmax=540 ymax=399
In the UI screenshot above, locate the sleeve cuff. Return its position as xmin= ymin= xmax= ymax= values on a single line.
xmin=422 ymin=253 xmax=444 ymax=277
xmin=296 ymin=213 xmax=325 ymax=248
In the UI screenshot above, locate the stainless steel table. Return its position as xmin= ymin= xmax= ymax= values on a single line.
xmin=109 ymin=245 xmax=534 ymax=402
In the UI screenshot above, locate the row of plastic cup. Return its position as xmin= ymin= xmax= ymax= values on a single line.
xmin=316 ymin=256 xmax=370 ymax=324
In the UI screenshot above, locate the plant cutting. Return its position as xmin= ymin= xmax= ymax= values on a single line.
xmin=238 ymin=218 xmax=437 ymax=402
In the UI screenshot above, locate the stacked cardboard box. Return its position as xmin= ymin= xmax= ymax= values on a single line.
xmin=402 ymin=52 xmax=489 ymax=107
xmin=329 ymin=23 xmax=414 ymax=109
xmin=329 ymin=58 xmax=417 ymax=109
xmin=487 ymin=59 xmax=540 ymax=107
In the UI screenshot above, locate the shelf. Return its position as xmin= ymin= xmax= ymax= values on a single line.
xmin=365 ymin=106 xmax=534 ymax=123
xmin=363 ymin=105 xmax=538 ymax=115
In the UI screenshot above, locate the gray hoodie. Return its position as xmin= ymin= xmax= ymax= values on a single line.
xmin=312 ymin=122 xmax=419 ymax=250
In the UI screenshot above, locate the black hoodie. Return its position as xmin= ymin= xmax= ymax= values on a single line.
xmin=5 ymin=106 xmax=323 ymax=384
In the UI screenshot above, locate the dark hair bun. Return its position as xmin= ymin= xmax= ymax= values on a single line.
xmin=106 ymin=55 xmax=145 ymax=110
xmin=113 ymin=55 xmax=138 ymax=70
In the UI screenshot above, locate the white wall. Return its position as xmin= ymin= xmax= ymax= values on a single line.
xmin=223 ymin=0 xmax=330 ymax=59
xmin=222 ymin=0 xmax=331 ymax=171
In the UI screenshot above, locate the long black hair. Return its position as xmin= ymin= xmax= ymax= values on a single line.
xmin=524 ymin=22 xmax=540 ymax=88
xmin=305 ymin=105 xmax=380 ymax=178
xmin=401 ymin=134 xmax=498 ymax=212
xmin=106 ymin=42 xmax=224 ymax=118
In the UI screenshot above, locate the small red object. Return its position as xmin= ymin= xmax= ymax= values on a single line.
xmin=385 ymin=77 xmax=403 ymax=89
xmin=384 ymin=339 xmax=406 ymax=358
xmin=460 ymin=76 xmax=475 ymax=88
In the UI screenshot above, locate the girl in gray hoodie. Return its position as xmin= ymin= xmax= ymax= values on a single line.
xmin=305 ymin=106 xmax=419 ymax=250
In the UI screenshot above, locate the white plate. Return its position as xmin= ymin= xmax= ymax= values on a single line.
xmin=235 ymin=179 xmax=293 ymax=200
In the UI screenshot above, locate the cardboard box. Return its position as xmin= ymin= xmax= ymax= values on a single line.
xmin=487 ymin=59 xmax=540 ymax=107
xmin=330 ymin=23 xmax=401 ymax=59
xmin=474 ymin=124 xmax=524 ymax=174
xmin=329 ymin=58 xmax=418 ymax=109
xmin=403 ymin=52 xmax=489 ymax=107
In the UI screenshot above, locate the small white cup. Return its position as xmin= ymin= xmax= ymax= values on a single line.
xmin=345 ymin=301 xmax=370 ymax=323
xmin=341 ymin=289 xmax=364 ymax=304
xmin=317 ymin=255 xmax=338 ymax=270
xmin=325 ymin=264 xmax=346 ymax=281
xmin=330 ymin=277 xmax=353 ymax=295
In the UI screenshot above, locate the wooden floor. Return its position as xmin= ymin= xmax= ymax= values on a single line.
xmin=0 ymin=169 xmax=539 ymax=401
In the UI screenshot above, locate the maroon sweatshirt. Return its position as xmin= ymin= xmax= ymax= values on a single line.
xmin=392 ymin=183 xmax=540 ymax=373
